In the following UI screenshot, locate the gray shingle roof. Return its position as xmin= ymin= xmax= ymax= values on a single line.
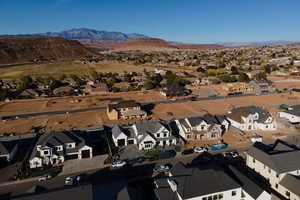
xmin=169 ymin=162 xmax=241 ymax=199
xmin=134 ymin=120 xmax=168 ymax=135
xmin=228 ymin=165 xmax=266 ymax=199
xmin=227 ymin=106 xmax=272 ymax=123
xmin=279 ymin=174 xmax=300 ymax=196
xmin=246 ymin=141 xmax=300 ymax=173
xmin=281 ymin=104 xmax=300 ymax=117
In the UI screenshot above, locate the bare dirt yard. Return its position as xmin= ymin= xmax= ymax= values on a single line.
xmin=1 ymin=91 xmax=300 ymax=135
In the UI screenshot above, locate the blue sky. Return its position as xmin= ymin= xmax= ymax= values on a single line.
xmin=1 ymin=0 xmax=300 ymax=43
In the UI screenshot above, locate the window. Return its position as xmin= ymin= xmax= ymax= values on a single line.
xmin=275 ymin=184 xmax=278 ymax=189
xmin=44 ymin=150 xmax=49 ymax=155
xmin=156 ymin=133 xmax=160 ymax=138
xmin=187 ymin=134 xmax=191 ymax=139
xmin=202 ymin=198 xmax=207 ymax=200
xmin=286 ymin=191 xmax=290 ymax=197
xmin=163 ymin=133 xmax=167 ymax=137
xmin=208 ymin=197 xmax=212 ymax=200
xmin=268 ymin=168 xmax=271 ymax=173
xmin=213 ymin=195 xmax=218 ymax=200
xmin=232 ymin=191 xmax=236 ymax=196
xmin=253 ymin=158 xmax=255 ymax=163
xmin=201 ymin=125 xmax=205 ymax=130
xmin=276 ymin=174 xmax=279 ymax=178
xmin=218 ymin=194 xmax=223 ymax=200
xmin=145 ymin=144 xmax=152 ymax=148
xmin=263 ymin=165 xmax=266 ymax=169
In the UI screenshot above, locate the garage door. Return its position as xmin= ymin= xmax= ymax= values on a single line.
xmin=128 ymin=139 xmax=134 ymax=145
xmin=81 ymin=150 xmax=91 ymax=158
xmin=65 ymin=154 xmax=78 ymax=160
xmin=117 ymin=139 xmax=126 ymax=147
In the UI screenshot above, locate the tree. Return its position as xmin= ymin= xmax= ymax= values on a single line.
xmin=88 ymin=68 xmax=99 ymax=81
xmin=218 ymin=75 xmax=237 ymax=83
xmin=143 ymin=81 xmax=155 ymax=90
xmin=254 ymin=72 xmax=267 ymax=81
xmin=238 ymin=73 xmax=250 ymax=82
xmin=17 ymin=75 xmax=33 ymax=90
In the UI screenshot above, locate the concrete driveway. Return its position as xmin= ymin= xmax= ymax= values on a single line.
xmin=62 ymin=154 xmax=108 ymax=174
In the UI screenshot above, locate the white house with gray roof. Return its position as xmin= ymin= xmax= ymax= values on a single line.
xmin=278 ymin=104 xmax=300 ymax=123
xmin=154 ymin=162 xmax=270 ymax=200
xmin=226 ymin=106 xmax=276 ymax=131
xmin=29 ymin=131 xmax=93 ymax=169
xmin=112 ymin=120 xmax=176 ymax=150
xmin=245 ymin=140 xmax=300 ymax=200
xmin=174 ymin=114 xmax=229 ymax=141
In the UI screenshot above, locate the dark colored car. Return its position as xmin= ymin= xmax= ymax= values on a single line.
xmin=181 ymin=149 xmax=194 ymax=155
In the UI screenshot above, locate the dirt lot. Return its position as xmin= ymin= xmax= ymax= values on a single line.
xmin=1 ymin=92 xmax=300 ymax=135
xmin=0 ymin=90 xmax=165 ymax=116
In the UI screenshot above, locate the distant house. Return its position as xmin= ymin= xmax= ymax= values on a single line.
xmin=53 ymin=86 xmax=74 ymax=96
xmin=278 ymin=104 xmax=300 ymax=123
xmin=226 ymin=106 xmax=276 ymax=131
xmin=223 ymin=82 xmax=255 ymax=95
xmin=107 ymin=100 xmax=147 ymax=121
xmin=84 ymin=83 xmax=109 ymax=95
xmin=160 ymin=84 xmax=189 ymax=97
xmin=29 ymin=131 xmax=92 ymax=169
xmin=245 ymin=140 xmax=300 ymax=200
xmin=174 ymin=114 xmax=229 ymax=141
xmin=154 ymin=162 xmax=271 ymax=200
xmin=249 ymin=80 xmax=276 ymax=94
xmin=0 ymin=141 xmax=18 ymax=163
xmin=269 ymin=57 xmax=292 ymax=65
xmin=112 ymin=120 xmax=176 ymax=150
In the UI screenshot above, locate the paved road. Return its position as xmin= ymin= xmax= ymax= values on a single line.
xmin=0 ymin=92 xmax=283 ymax=121
xmin=1 ymin=106 xmax=105 ymax=120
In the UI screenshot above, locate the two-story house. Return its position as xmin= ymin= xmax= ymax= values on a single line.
xmin=278 ymin=104 xmax=300 ymax=123
xmin=107 ymin=100 xmax=147 ymax=120
xmin=29 ymin=131 xmax=93 ymax=169
xmin=245 ymin=140 xmax=300 ymax=200
xmin=111 ymin=120 xmax=176 ymax=150
xmin=226 ymin=106 xmax=277 ymax=131
xmin=154 ymin=162 xmax=271 ymax=200
xmin=174 ymin=114 xmax=229 ymax=141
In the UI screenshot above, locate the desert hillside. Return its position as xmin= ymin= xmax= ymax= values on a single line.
xmin=115 ymin=38 xmax=178 ymax=51
xmin=0 ymin=36 xmax=95 ymax=64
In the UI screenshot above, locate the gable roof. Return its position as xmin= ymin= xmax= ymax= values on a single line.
xmin=246 ymin=140 xmax=300 ymax=173
xmin=134 ymin=120 xmax=168 ymax=136
xmin=281 ymin=104 xmax=300 ymax=117
xmin=228 ymin=165 xmax=267 ymax=199
xmin=279 ymin=174 xmax=300 ymax=197
xmin=169 ymin=162 xmax=240 ymax=199
xmin=227 ymin=106 xmax=272 ymax=123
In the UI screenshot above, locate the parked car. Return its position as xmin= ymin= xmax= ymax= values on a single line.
xmin=65 ymin=176 xmax=74 ymax=186
xmin=38 ymin=174 xmax=52 ymax=182
xmin=223 ymin=150 xmax=239 ymax=158
xmin=112 ymin=160 xmax=127 ymax=168
xmin=194 ymin=147 xmax=208 ymax=153
xmin=153 ymin=164 xmax=171 ymax=173
xmin=181 ymin=149 xmax=194 ymax=155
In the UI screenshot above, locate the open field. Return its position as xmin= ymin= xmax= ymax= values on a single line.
xmin=0 ymin=61 xmax=195 ymax=79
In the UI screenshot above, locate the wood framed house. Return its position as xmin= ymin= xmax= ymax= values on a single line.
xmin=107 ymin=100 xmax=147 ymax=121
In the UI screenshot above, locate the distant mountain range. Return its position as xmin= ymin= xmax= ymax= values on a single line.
xmin=4 ymin=28 xmax=148 ymax=41
xmin=218 ymin=40 xmax=297 ymax=47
